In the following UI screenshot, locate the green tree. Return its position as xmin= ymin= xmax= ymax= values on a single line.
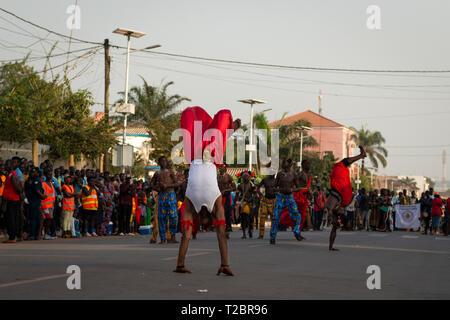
xmin=44 ymin=89 xmax=116 ymax=162
xmin=351 ymin=126 xmax=388 ymax=170
xmin=0 ymin=60 xmax=116 ymax=165
xmin=116 ymin=78 xmax=190 ymax=161
xmin=277 ymin=119 xmax=317 ymax=163
xmin=308 ymin=151 xmax=337 ymax=191
xmin=399 ymin=177 xmax=419 ymax=192
xmin=0 ymin=60 xmax=61 ymax=164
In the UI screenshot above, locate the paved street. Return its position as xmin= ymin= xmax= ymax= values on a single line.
xmin=0 ymin=229 xmax=449 ymax=300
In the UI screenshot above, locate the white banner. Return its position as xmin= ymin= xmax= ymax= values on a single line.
xmin=395 ymin=204 xmax=420 ymax=229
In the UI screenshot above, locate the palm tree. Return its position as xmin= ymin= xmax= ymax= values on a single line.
xmin=399 ymin=177 xmax=419 ymax=192
xmin=351 ymin=126 xmax=388 ymax=170
xmin=115 ymin=78 xmax=190 ymax=161
xmin=276 ymin=119 xmax=317 ymax=162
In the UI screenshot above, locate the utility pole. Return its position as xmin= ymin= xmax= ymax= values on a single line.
xmin=318 ymin=90 xmax=323 ymax=159
xmin=103 ymin=38 xmax=111 ymax=172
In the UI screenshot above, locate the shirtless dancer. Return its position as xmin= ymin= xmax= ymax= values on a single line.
xmin=255 ymin=166 xmax=277 ymax=239
xmin=217 ymin=164 xmax=236 ymax=239
xmin=270 ymin=158 xmax=304 ymax=245
xmin=154 ymin=156 xmax=180 ymax=244
xmin=326 ymin=146 xmax=367 ymax=251
xmin=174 ymin=106 xmax=240 ymax=276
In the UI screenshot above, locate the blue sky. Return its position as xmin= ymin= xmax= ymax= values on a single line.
xmin=1 ymin=0 xmax=449 ymax=181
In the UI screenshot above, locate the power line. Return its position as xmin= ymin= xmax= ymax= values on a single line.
xmin=131 ymin=53 xmax=450 ymax=94
xmin=3 ymin=8 xmax=450 ymax=76
xmin=0 ymin=45 xmax=101 ymax=63
xmin=145 ymin=51 xmax=450 ymax=74
xmin=112 ymin=57 xmax=450 ymax=101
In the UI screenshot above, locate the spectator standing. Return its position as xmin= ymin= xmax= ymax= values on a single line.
xmin=81 ymin=177 xmax=99 ymax=237
xmin=345 ymin=195 xmax=357 ymax=231
xmin=24 ymin=167 xmax=44 ymax=240
xmin=62 ymin=175 xmax=78 ymax=238
xmin=431 ymin=193 xmax=444 ymax=235
xmin=118 ymin=174 xmax=134 ymax=236
xmin=3 ymin=157 xmax=24 ymax=243
xmin=40 ymin=169 xmax=56 ymax=240
xmin=312 ymin=186 xmax=326 ymax=231
xmin=359 ymin=188 xmax=370 ymax=231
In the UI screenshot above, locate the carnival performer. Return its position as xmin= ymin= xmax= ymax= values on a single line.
xmin=325 ymin=146 xmax=367 ymax=251
xmin=270 ymin=158 xmax=304 ymax=245
xmin=174 ymin=106 xmax=240 ymax=276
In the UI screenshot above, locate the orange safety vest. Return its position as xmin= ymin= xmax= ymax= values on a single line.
xmin=82 ymin=185 xmax=98 ymax=210
xmin=40 ymin=181 xmax=56 ymax=210
xmin=62 ymin=185 xmax=75 ymax=211
xmin=132 ymin=195 xmax=137 ymax=214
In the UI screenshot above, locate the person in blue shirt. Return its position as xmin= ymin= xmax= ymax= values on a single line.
xmin=25 ymin=167 xmax=45 ymax=240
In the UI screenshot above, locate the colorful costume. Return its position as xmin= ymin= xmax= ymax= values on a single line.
xmin=293 ymin=175 xmax=311 ymax=231
xmin=158 ymin=192 xmax=178 ymax=241
xmin=258 ymin=196 xmax=275 ymax=238
xmin=270 ymin=193 xmax=302 ymax=241
xmin=180 ymin=106 xmax=234 ymax=228
xmin=330 ymin=160 xmax=353 ymax=207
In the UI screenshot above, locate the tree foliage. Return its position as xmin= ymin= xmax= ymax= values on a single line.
xmin=116 ymin=78 xmax=190 ymax=161
xmin=0 ymin=60 xmax=116 ymax=162
xmin=351 ymin=125 xmax=388 ymax=170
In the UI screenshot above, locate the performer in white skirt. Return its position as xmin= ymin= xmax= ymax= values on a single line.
xmin=174 ymin=106 xmax=240 ymax=276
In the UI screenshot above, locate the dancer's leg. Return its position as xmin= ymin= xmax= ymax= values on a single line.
xmin=270 ymin=194 xmax=283 ymax=244
xmin=325 ymin=195 xmax=341 ymax=251
xmin=158 ymin=194 xmax=168 ymax=243
xmin=167 ymin=192 xmax=179 ymax=243
xmin=212 ymin=196 xmax=234 ymax=276
xmin=288 ymin=195 xmax=304 ymax=241
xmin=174 ymin=198 xmax=194 ymax=273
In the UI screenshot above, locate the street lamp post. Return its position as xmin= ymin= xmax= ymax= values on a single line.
xmin=238 ymin=99 xmax=266 ymax=171
xmin=296 ymin=125 xmax=312 ymax=168
xmin=113 ymin=28 xmax=160 ymax=172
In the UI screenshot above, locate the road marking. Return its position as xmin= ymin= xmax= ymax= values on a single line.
xmin=288 ymin=241 xmax=449 ymax=255
xmin=162 ymin=252 xmax=213 ymax=261
xmin=0 ymin=254 xmax=84 ymax=258
xmin=370 ymin=234 xmax=388 ymax=237
xmin=401 ymin=236 xmax=419 ymax=239
xmin=435 ymin=237 xmax=450 ymax=241
xmin=248 ymin=244 xmax=269 ymax=248
xmin=0 ymin=274 xmax=68 ymax=289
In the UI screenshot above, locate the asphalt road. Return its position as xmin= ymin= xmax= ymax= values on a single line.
xmin=0 ymin=228 xmax=449 ymax=300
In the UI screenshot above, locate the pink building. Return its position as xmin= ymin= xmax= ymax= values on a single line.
xmin=269 ymin=109 xmax=356 ymax=161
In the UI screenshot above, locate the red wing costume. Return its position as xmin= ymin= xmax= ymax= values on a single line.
xmin=330 ymin=161 xmax=353 ymax=207
xmin=179 ymin=106 xmax=234 ymax=231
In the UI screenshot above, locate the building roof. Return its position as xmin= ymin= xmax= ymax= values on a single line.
xmin=93 ymin=112 xmax=105 ymax=123
xmin=114 ymin=123 xmax=150 ymax=137
xmin=269 ymin=109 xmax=347 ymax=128
xmin=93 ymin=112 xmax=151 ymax=137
